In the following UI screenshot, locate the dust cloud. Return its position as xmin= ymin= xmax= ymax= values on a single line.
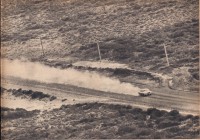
xmin=1 ymin=59 xmax=140 ymax=95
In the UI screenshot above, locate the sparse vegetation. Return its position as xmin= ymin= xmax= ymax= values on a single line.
xmin=1 ymin=0 xmax=198 ymax=91
xmin=3 ymin=88 xmax=57 ymax=101
xmin=0 ymin=87 xmax=6 ymax=94
xmin=1 ymin=107 xmax=40 ymax=120
xmin=1 ymin=103 xmax=200 ymax=139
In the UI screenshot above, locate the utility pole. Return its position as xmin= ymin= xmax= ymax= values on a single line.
xmin=40 ymin=38 xmax=45 ymax=57
xmin=97 ymin=42 xmax=102 ymax=61
xmin=164 ymin=44 xmax=170 ymax=66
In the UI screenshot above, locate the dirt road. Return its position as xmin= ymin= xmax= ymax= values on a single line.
xmin=2 ymin=76 xmax=199 ymax=115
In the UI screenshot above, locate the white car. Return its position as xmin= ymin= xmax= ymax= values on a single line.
xmin=138 ymin=88 xmax=152 ymax=96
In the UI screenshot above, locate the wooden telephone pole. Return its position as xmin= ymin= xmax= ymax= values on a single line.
xmin=89 ymin=38 xmax=102 ymax=61
xmin=97 ymin=42 xmax=102 ymax=61
xmin=164 ymin=44 xmax=170 ymax=66
xmin=40 ymin=38 xmax=45 ymax=57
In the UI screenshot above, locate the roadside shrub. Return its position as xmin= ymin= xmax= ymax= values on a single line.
xmin=146 ymin=108 xmax=165 ymax=118
xmin=31 ymin=91 xmax=50 ymax=99
xmin=113 ymin=68 xmax=132 ymax=76
xmin=50 ymin=96 xmax=57 ymax=101
xmin=1 ymin=107 xmax=14 ymax=111
xmin=158 ymin=119 xmax=180 ymax=128
xmin=83 ymin=102 xmax=103 ymax=109
xmin=9 ymin=88 xmax=57 ymax=101
xmin=135 ymin=128 xmax=152 ymax=137
xmin=15 ymin=108 xmax=27 ymax=112
xmin=59 ymin=105 xmax=70 ymax=110
xmin=174 ymin=114 xmax=186 ymax=122
xmin=117 ymin=125 xmax=135 ymax=135
xmin=1 ymin=87 xmax=6 ymax=93
xmin=1 ymin=108 xmax=39 ymax=120
xmin=193 ymin=116 xmax=200 ymax=123
xmin=118 ymin=109 xmax=127 ymax=116
xmin=22 ymin=90 xmax=33 ymax=95
xmin=192 ymin=73 xmax=199 ymax=80
xmin=133 ymin=113 xmax=146 ymax=121
xmin=130 ymin=108 xmax=143 ymax=114
xmin=184 ymin=114 xmax=194 ymax=120
xmin=169 ymin=110 xmax=179 ymax=116
xmin=107 ymin=104 xmax=128 ymax=110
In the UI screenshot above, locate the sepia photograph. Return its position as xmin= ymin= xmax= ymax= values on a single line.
xmin=1 ymin=0 xmax=199 ymax=139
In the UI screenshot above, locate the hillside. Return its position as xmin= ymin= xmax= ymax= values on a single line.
xmin=1 ymin=0 xmax=199 ymax=90
xmin=1 ymin=1 xmax=199 ymax=139
xmin=1 ymin=103 xmax=200 ymax=139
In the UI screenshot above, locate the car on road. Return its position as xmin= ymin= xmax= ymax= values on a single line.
xmin=138 ymin=88 xmax=152 ymax=97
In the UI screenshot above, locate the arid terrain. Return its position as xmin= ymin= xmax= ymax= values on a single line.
xmin=1 ymin=0 xmax=199 ymax=139
xmin=1 ymin=85 xmax=200 ymax=139
xmin=1 ymin=102 xmax=200 ymax=139
xmin=1 ymin=0 xmax=199 ymax=90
